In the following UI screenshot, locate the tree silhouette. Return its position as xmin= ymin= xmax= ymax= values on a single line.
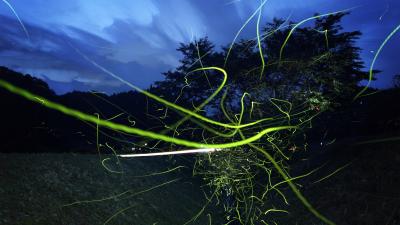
xmin=153 ymin=12 xmax=371 ymax=123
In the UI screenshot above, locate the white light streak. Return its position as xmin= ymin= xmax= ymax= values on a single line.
xmin=119 ymin=148 xmax=222 ymax=158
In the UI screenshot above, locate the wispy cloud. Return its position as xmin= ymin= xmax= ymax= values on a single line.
xmin=0 ymin=15 xmax=170 ymax=94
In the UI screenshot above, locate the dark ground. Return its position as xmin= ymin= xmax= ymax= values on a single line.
xmin=1 ymin=140 xmax=400 ymax=225
xmin=277 ymin=139 xmax=400 ymax=225
xmin=0 ymin=153 xmax=223 ymax=225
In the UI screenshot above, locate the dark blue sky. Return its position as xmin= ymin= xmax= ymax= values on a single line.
xmin=0 ymin=0 xmax=399 ymax=94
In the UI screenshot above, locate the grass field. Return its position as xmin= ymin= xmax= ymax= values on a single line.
xmin=278 ymin=140 xmax=400 ymax=225
xmin=0 ymin=153 xmax=220 ymax=225
xmin=1 ymin=140 xmax=400 ymax=225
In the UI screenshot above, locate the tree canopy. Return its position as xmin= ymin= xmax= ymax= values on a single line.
xmin=151 ymin=12 xmax=372 ymax=132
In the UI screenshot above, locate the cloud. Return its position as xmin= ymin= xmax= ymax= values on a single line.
xmin=102 ymin=19 xmax=180 ymax=67
xmin=0 ymin=0 xmax=214 ymax=93
xmin=1 ymin=0 xmax=399 ymax=92
xmin=0 ymin=15 xmax=170 ymax=94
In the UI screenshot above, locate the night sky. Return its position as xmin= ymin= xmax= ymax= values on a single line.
xmin=0 ymin=0 xmax=399 ymax=94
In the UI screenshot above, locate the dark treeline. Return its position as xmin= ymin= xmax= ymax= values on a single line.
xmin=0 ymin=66 xmax=181 ymax=152
xmin=0 ymin=12 xmax=399 ymax=153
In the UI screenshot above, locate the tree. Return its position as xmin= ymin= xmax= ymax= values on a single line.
xmin=148 ymin=12 xmax=374 ymax=145
xmin=153 ymin=37 xmax=221 ymax=108
xmin=149 ymin=13 xmax=373 ymax=224
xmin=253 ymin=13 xmax=369 ymax=106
